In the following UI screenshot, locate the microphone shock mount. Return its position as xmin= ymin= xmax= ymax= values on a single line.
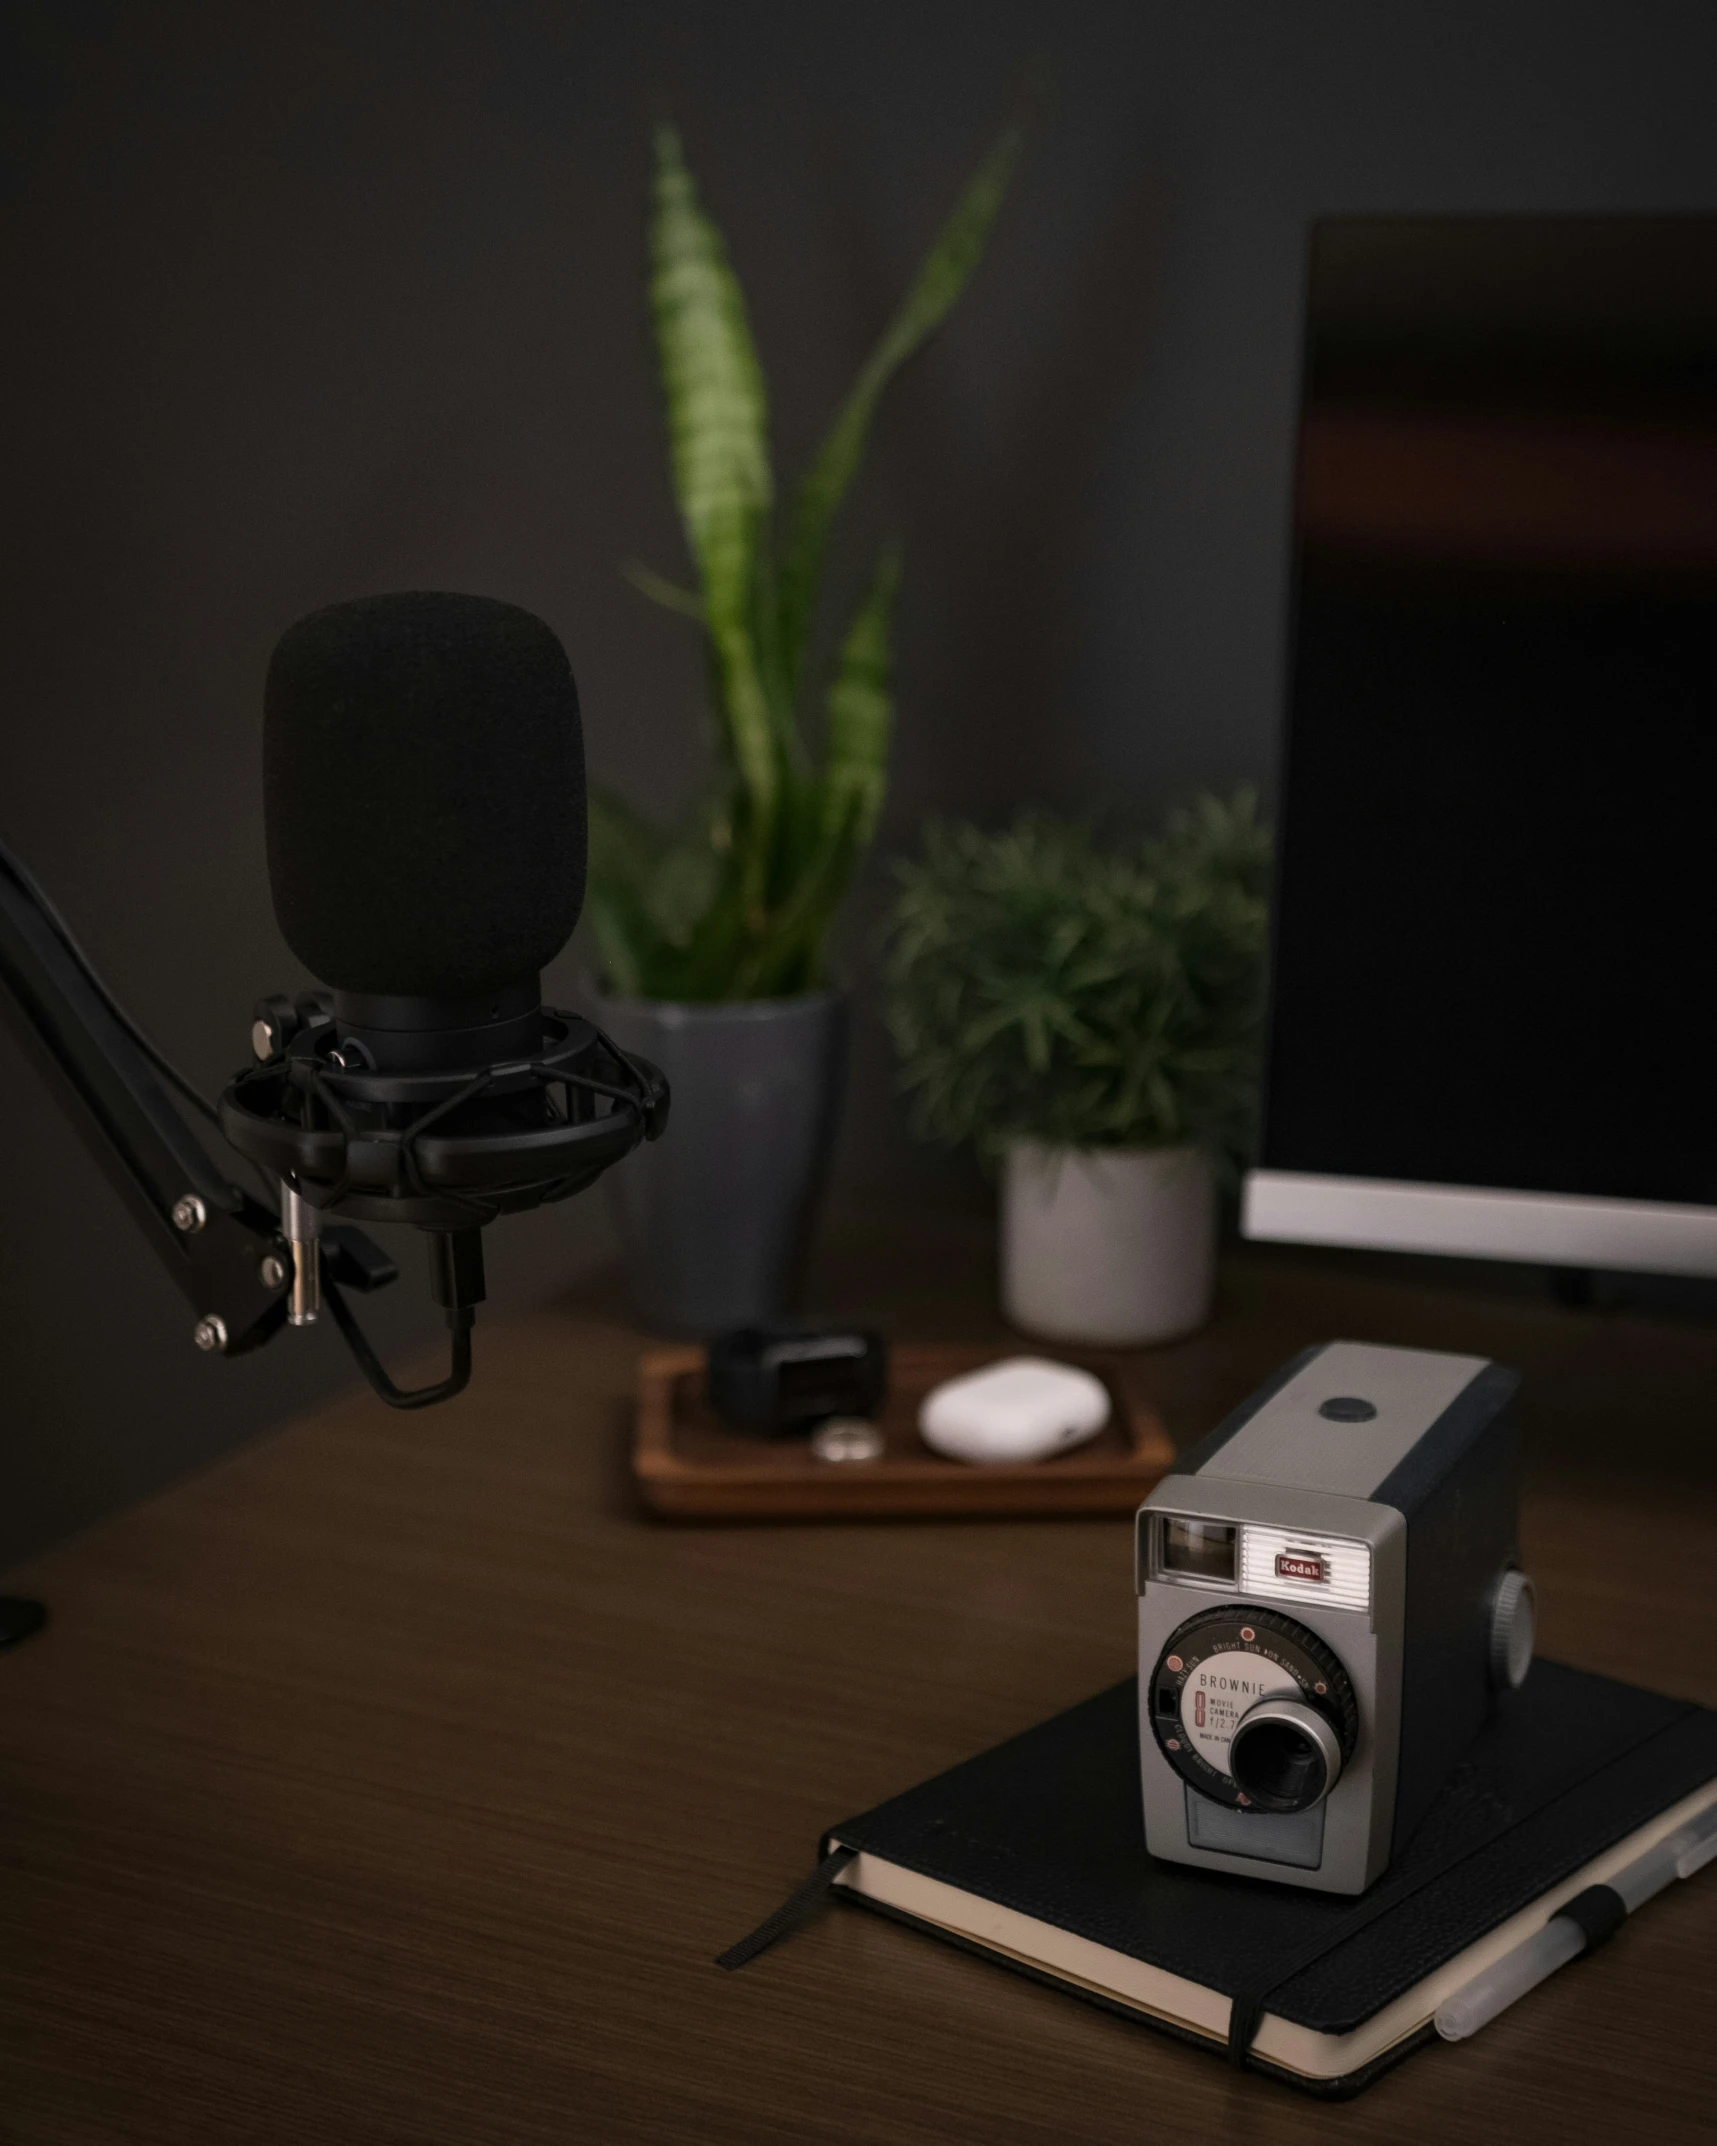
xmin=218 ymin=988 xmax=668 ymax=1407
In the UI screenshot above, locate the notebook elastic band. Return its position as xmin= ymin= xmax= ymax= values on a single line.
xmin=1553 ymin=1882 xmax=1626 ymax=1951
xmin=1223 ymin=1701 xmax=1694 ymax=2067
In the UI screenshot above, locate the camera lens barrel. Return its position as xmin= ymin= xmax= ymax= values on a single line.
xmin=1228 ymin=1697 xmax=1345 ymax=1811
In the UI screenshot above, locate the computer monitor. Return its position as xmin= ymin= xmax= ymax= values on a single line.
xmin=1244 ymin=216 xmax=1717 ymax=1277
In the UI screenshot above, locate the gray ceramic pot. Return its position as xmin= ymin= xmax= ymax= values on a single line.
xmin=594 ymin=990 xmax=848 ymax=1336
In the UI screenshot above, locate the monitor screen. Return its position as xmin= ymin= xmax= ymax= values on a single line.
xmin=1247 ymin=217 xmax=1717 ymax=1274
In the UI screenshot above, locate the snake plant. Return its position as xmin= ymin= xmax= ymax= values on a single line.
xmin=587 ymin=122 xmax=1021 ymax=1001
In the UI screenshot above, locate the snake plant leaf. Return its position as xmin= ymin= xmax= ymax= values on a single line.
xmin=585 ymin=886 xmax=654 ymax=998
xmin=645 ymin=845 xmax=752 ymax=1000
xmin=722 ymin=546 xmax=903 ymax=998
xmin=707 ymin=611 xmax=779 ymax=906
xmin=622 ymin=560 xmax=705 ymax=619
xmin=775 ymin=126 xmax=1022 ymax=701
xmin=729 ymin=788 xmax=867 ymax=998
xmin=649 ymin=125 xmax=772 ymax=567
xmin=584 ymin=790 xmax=668 ymax=994
xmin=587 ymin=788 xmax=733 ymax=992
xmin=587 ymin=787 xmax=667 ymax=897
xmin=645 ymin=828 xmax=724 ymax=946
xmin=819 ymin=542 xmax=902 ymax=853
xmin=760 ymin=538 xmax=900 ymax=924
xmin=649 ymin=125 xmax=780 ymax=883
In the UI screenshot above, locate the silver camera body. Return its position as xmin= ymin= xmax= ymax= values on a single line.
xmin=1136 ymin=1341 xmax=1535 ymax=1894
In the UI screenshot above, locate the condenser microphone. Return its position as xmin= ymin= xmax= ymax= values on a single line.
xmin=219 ymin=591 xmax=667 ymax=1407
xmin=264 ymin=589 xmax=586 ymax=1055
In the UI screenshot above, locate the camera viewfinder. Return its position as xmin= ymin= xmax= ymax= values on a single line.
xmin=1159 ymin=1517 xmax=1237 ymax=1582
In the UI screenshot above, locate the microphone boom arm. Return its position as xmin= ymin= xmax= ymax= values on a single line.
xmin=0 ymin=839 xmax=396 ymax=1359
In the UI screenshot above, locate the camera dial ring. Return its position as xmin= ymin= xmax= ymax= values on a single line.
xmin=1148 ymin=1604 xmax=1358 ymax=1811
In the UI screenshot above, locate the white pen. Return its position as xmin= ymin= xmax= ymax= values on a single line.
xmin=1435 ymin=1803 xmax=1717 ymax=2042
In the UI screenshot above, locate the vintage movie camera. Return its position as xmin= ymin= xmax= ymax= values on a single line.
xmin=1136 ymin=1342 xmax=1537 ymax=1894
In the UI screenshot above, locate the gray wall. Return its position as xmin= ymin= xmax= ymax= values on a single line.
xmin=3 ymin=0 xmax=1715 ymax=1566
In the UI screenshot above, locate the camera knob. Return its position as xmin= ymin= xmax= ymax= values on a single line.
xmin=1229 ymin=1696 xmax=1345 ymax=1812
xmin=1488 ymin=1567 xmax=1537 ymax=1690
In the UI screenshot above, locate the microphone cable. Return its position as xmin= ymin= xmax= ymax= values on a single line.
xmin=322 ymin=1276 xmax=472 ymax=1409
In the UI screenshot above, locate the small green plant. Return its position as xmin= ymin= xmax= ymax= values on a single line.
xmin=878 ymin=794 xmax=1272 ymax=1164
xmin=587 ymin=122 xmax=1021 ymax=1002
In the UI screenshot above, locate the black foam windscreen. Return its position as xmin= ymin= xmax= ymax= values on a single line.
xmin=264 ymin=592 xmax=585 ymax=1000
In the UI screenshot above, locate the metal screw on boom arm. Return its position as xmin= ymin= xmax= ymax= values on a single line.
xmin=193 ymin=1315 xmax=228 ymax=1353
xmin=172 ymin=1193 xmax=207 ymax=1233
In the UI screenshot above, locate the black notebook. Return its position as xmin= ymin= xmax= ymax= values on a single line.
xmin=789 ymin=1663 xmax=1717 ymax=2095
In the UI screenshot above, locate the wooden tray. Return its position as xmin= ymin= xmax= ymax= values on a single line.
xmin=632 ymin=1342 xmax=1176 ymax=1520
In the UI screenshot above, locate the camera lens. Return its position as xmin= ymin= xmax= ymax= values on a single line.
xmin=1232 ymin=1720 xmax=1324 ymax=1807
xmin=1229 ymin=1699 xmax=1343 ymax=1813
xmin=1148 ymin=1605 xmax=1358 ymax=1811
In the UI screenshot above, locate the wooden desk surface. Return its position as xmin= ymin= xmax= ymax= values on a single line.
xmin=2 ymin=1224 xmax=1713 ymax=2144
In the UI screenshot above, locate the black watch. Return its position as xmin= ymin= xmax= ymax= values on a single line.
xmin=707 ymin=1324 xmax=888 ymax=1436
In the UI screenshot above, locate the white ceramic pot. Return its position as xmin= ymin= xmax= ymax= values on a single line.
xmin=1001 ymin=1140 xmax=1216 ymax=1346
